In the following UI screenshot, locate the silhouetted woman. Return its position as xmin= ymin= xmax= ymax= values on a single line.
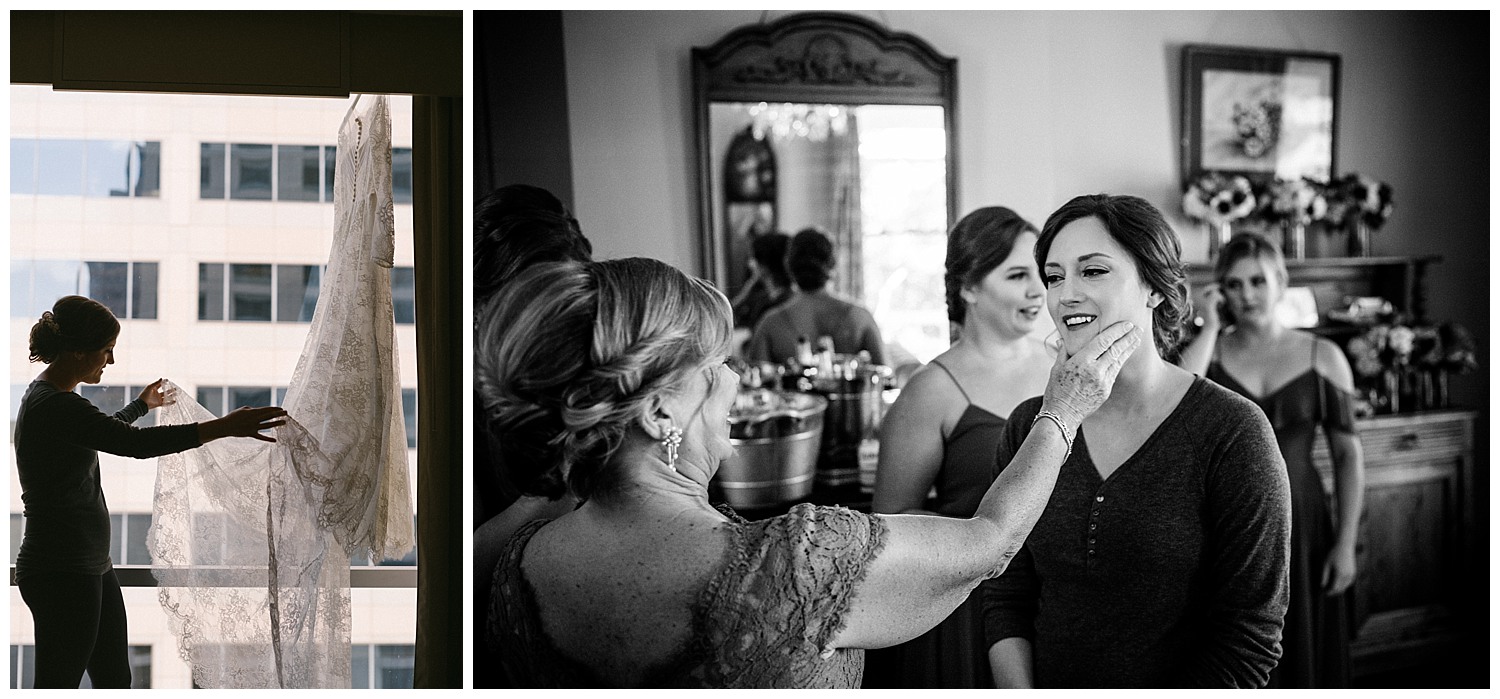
xmin=14 ymin=295 xmax=287 ymax=688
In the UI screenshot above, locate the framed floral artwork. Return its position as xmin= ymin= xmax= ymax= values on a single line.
xmin=1180 ymin=44 xmax=1340 ymax=188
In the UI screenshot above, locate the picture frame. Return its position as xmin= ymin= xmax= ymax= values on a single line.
xmin=1180 ymin=44 xmax=1340 ymax=188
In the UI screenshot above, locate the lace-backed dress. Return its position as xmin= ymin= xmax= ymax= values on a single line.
xmin=489 ymin=503 xmax=887 ymax=688
xmin=149 ymin=95 xmax=413 ymax=689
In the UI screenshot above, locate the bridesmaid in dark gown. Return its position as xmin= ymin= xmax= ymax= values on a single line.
xmin=866 ymin=207 xmax=1052 ymax=688
xmin=1180 ymin=233 xmax=1366 ymax=687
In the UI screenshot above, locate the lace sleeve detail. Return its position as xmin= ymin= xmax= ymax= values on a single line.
xmin=695 ymin=503 xmax=887 ymax=687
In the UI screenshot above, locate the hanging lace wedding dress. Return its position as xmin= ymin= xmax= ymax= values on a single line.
xmin=148 ymin=95 xmax=414 ymax=689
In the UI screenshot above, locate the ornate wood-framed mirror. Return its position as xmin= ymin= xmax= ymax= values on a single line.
xmin=692 ymin=12 xmax=957 ymax=366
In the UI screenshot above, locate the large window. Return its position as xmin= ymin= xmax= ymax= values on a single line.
xmin=11 ymin=260 xmax=159 ymax=320
xmin=200 ymin=143 xmax=413 ymax=204
xmin=11 ymin=139 xmax=161 ymax=198
xmin=11 ymin=645 xmax=153 ymax=689
xmin=80 ymin=384 xmax=159 ymax=427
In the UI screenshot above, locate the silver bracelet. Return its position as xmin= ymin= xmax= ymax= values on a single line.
xmin=1032 ymin=409 xmax=1073 ymax=460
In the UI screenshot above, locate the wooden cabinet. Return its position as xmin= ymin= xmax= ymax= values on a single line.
xmin=1310 ymin=409 xmax=1477 ymax=678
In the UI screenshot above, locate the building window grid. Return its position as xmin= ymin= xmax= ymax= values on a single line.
xmin=10 ymin=645 xmax=152 ymax=689
xmin=11 ymin=260 xmax=159 ymax=321
xmin=197 ymin=262 xmax=413 ymax=325
xmin=201 ymin=142 xmax=412 ymax=204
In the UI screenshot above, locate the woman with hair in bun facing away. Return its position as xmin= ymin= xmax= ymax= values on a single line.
xmin=864 ymin=206 xmax=1051 ymax=688
xmin=14 ymin=295 xmax=288 ymax=688
xmin=980 ymin=195 xmax=1292 ymax=688
xmin=477 ymin=257 xmax=1143 ymax=688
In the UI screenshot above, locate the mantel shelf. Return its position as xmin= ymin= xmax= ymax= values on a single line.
xmin=1188 ymin=254 xmax=1443 ymax=272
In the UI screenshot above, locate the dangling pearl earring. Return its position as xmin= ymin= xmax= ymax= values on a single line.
xmin=661 ymin=421 xmax=683 ymax=472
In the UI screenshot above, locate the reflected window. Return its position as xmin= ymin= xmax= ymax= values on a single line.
xmin=277 ymin=145 xmax=322 ymax=202
xmin=392 ymin=147 xmax=412 ymax=204
xmin=10 ymin=139 xmax=159 ymax=198
xmin=200 ymin=263 xmax=324 ymax=322
xmin=201 ymin=142 xmax=227 ymax=198
xmin=229 ymin=144 xmax=273 ymax=200
xmin=11 ymin=260 xmax=159 ymax=320
xmin=391 ymin=267 xmax=415 ymax=325
xmin=229 ymin=264 xmax=273 ymax=321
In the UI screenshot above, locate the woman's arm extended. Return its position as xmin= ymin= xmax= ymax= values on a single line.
xmin=829 ymin=321 xmax=1142 ymax=650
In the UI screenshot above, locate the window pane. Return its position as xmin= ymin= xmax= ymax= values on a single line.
xmin=110 ymin=513 xmax=124 ymax=566
xmin=198 ymin=263 xmax=225 ymax=321
xmin=228 ymin=264 xmax=272 ymax=321
xmin=276 ymin=145 xmax=321 ymax=202
xmin=401 ymin=388 xmax=416 ymax=450
xmin=129 ymin=646 xmax=152 ymax=689
xmin=200 ymin=143 xmax=226 ymax=198
xmin=11 ymin=138 xmax=36 ymax=194
xmin=132 ymin=142 xmax=161 ymax=198
xmin=10 ymin=513 xmax=23 ymax=565
xmin=126 ymin=514 xmax=152 ymax=565
xmin=229 ymin=144 xmax=273 ymax=200
xmin=276 ymin=264 xmax=320 ymax=322
xmin=84 ymin=261 xmax=129 ymax=318
xmin=228 ymin=387 xmax=271 ymax=412
xmin=34 ymin=139 xmax=85 ymax=196
xmin=274 ymin=387 xmax=287 ymax=406
xmin=85 ymin=140 xmax=133 ymax=197
xmin=196 ymin=387 xmax=225 ymax=418
xmin=350 ymin=645 xmax=370 ymax=689
xmin=128 ymin=385 xmax=156 ymax=427
xmin=13 ymin=260 xmax=84 ymax=319
xmin=391 ymin=267 xmax=415 ymax=324
xmin=132 ymin=262 xmax=159 ymax=320
xmin=391 ymin=147 xmax=412 ymax=204
xmin=375 ymin=645 xmax=415 ymax=689
xmin=80 ymin=385 xmax=129 ymax=413
xmin=323 ymin=145 xmax=336 ymax=202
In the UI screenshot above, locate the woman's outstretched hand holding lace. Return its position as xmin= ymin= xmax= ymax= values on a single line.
xmin=1041 ymin=321 xmax=1142 ymax=429
xmin=198 ymin=406 xmax=289 ymax=443
xmin=138 ymin=378 xmax=176 ymax=410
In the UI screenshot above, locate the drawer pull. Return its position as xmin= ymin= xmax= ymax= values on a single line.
xmin=1397 ymin=433 xmax=1421 ymax=450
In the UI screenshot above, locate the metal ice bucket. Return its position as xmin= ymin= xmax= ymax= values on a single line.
xmin=807 ymin=359 xmax=892 ymax=489
xmin=711 ymin=390 xmax=827 ymax=509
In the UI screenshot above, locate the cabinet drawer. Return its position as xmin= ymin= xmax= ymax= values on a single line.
xmin=1312 ymin=412 xmax=1473 ymax=468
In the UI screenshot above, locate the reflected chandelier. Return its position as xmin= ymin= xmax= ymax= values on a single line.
xmin=747 ymin=102 xmax=848 ymax=142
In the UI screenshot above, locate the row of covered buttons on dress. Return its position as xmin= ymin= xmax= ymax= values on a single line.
xmin=1087 ymin=492 xmax=1105 ymax=561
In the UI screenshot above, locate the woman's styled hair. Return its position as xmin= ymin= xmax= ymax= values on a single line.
xmin=473 ymin=184 xmax=591 ymax=307
xmin=785 ymin=228 xmax=835 ymax=292
xmin=475 ymin=258 xmax=733 ymax=502
xmin=750 ymin=231 xmax=792 ymax=289
xmin=1214 ymin=231 xmax=1289 ymax=288
xmin=1036 ymin=194 xmax=1190 ymax=358
xmin=945 ymin=206 xmax=1039 ymax=326
xmin=28 ymin=295 xmax=121 ymax=364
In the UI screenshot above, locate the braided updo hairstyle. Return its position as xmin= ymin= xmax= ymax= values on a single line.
xmin=475 ymin=257 xmax=734 ymax=502
xmin=28 ymin=295 xmax=120 ymax=364
xmin=1036 ymin=194 xmax=1190 ymax=359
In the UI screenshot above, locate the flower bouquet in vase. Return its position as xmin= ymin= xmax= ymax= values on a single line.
xmin=1183 ymin=172 xmax=1256 ymax=261
xmin=1321 ymin=173 xmax=1393 ymax=257
xmin=1263 ymin=178 xmax=1327 ymax=259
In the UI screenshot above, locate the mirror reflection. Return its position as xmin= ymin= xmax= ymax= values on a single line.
xmin=711 ymin=101 xmax=949 ymax=368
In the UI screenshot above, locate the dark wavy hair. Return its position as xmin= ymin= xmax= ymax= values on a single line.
xmin=1036 ymin=194 xmax=1189 ymax=358
xmin=785 ymin=228 xmax=835 ymax=292
xmin=473 ymin=184 xmax=591 ymax=306
xmin=750 ymin=231 xmax=792 ymax=289
xmin=28 ymin=295 xmax=120 ymax=364
xmin=945 ymin=206 xmax=1039 ymax=326
xmin=474 ymin=258 xmax=733 ymax=502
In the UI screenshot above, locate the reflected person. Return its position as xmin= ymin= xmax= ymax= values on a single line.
xmin=747 ymin=228 xmax=885 ymax=365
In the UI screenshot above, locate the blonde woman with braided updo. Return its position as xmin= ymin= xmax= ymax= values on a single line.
xmin=14 ymin=295 xmax=287 ymax=688
xmin=476 ymin=257 xmax=1143 ymax=688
